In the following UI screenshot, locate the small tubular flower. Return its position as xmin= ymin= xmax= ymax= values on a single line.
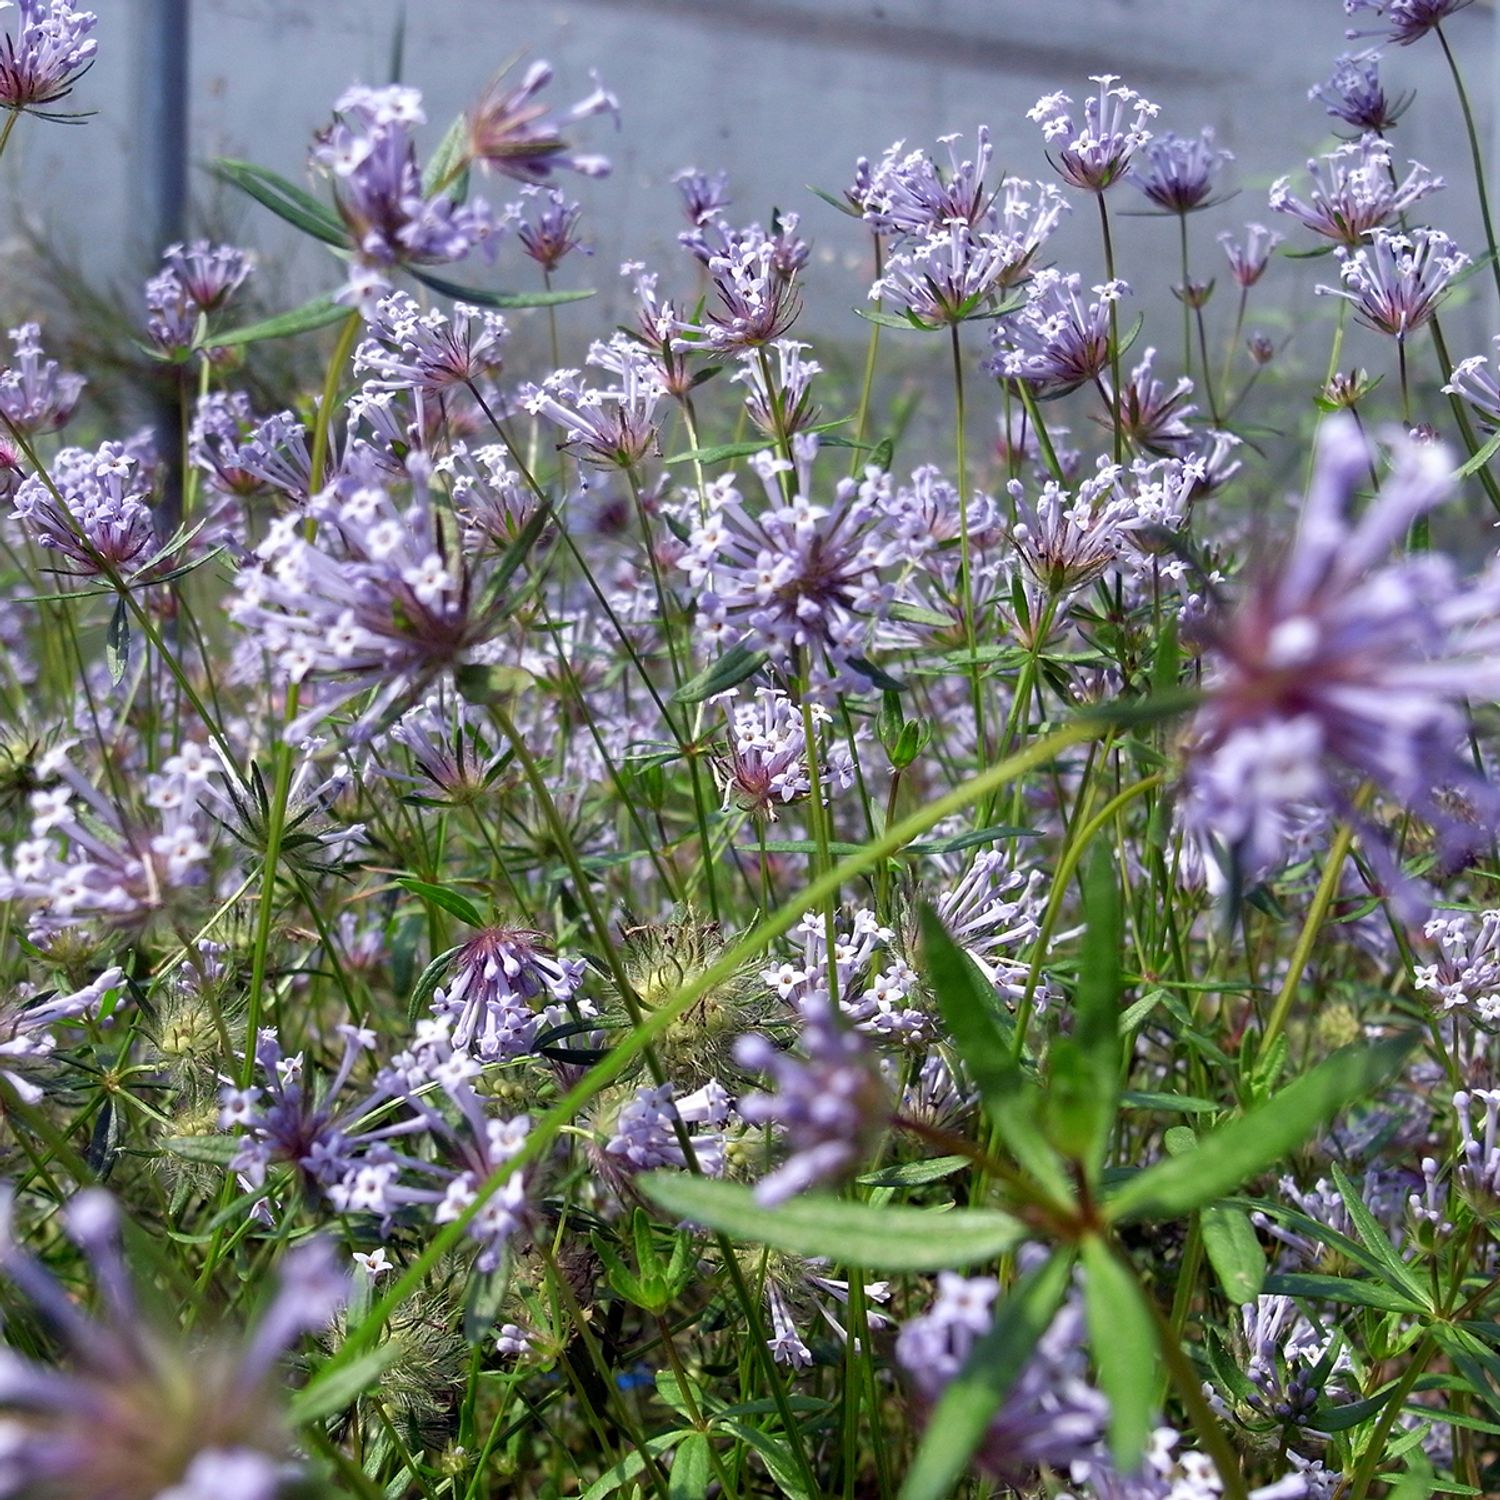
xmin=1318 ymin=226 xmax=1466 ymax=339
xmin=465 ymin=60 xmax=617 ymax=183
xmin=1129 ymin=127 xmax=1231 ymax=214
xmin=1028 ymin=74 xmax=1159 ymax=192
xmin=986 ymin=268 xmax=1126 ymax=397
xmin=1312 ymin=50 xmax=1410 ymax=131
xmin=0 ymin=0 xmax=96 ymax=114
xmin=1270 ymin=133 xmax=1440 ymax=246
xmin=0 ymin=321 xmax=83 ymax=434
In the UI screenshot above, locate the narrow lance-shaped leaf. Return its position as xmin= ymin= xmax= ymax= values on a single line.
xmin=1082 ymin=1236 xmax=1157 ymax=1470
xmin=211 ymin=158 xmax=348 ymax=248
xmin=917 ymin=903 xmax=1070 ymax=1199
xmin=395 ymin=876 xmax=485 ymax=929
xmin=899 ymin=1250 xmax=1075 ymax=1500
xmin=638 ymin=1174 xmax=1024 ymax=1272
xmin=208 ymin=294 xmax=349 ymax=350
xmin=1106 ymin=1033 xmax=1417 ymax=1222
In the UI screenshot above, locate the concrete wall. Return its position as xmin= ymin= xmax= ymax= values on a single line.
xmin=6 ymin=1 xmax=1499 ymax=379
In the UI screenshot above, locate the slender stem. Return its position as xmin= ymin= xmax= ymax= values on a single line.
xmin=849 ymin=232 xmax=884 ymax=477
xmin=1098 ymin=194 xmax=1124 ymax=464
xmin=1257 ymin=816 xmax=1358 ymax=1063
xmin=1178 ymin=212 xmax=1193 ymax=377
xmin=0 ymin=111 xmax=19 ymax=165
xmin=1437 ymin=24 xmax=1500 ymax=310
xmin=949 ymin=321 xmax=986 ymax=759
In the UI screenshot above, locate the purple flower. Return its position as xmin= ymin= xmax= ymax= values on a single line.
xmin=896 ymin=1273 xmax=1108 ymax=1484
xmin=731 ymin=338 xmax=821 ymax=438
xmin=1311 ymin=50 xmax=1410 ymax=131
xmin=521 ymin=334 xmax=665 ymax=468
xmin=12 ymin=439 xmax=156 ymax=576
xmin=0 ymin=320 xmax=82 ymax=434
xmin=678 ymin=434 xmax=901 ymax=673
xmin=1109 ymin=345 xmax=1199 ymax=456
xmin=514 ymin=185 xmax=589 ymax=271
xmin=162 ymin=239 xmax=253 ymax=313
xmin=674 ymin=220 xmax=802 ymax=352
xmin=1442 ymin=335 xmax=1500 ymax=429
xmin=1270 ymin=134 xmax=1440 ymax=247
xmin=714 ymin=687 xmax=854 ymax=819
xmin=465 ymin=60 xmax=618 ymax=184
xmin=870 ymin=219 xmax=1029 ymax=327
xmin=0 ymin=1186 xmax=344 ymax=1499
xmin=1181 ymin=415 xmax=1500 ymax=897
xmin=312 ymin=84 xmax=497 ymax=291
xmin=1028 ymin=74 xmax=1160 ymax=192
xmin=0 ymin=0 xmax=96 ymax=114
xmin=987 ymin=268 xmax=1128 ymax=398
xmin=673 ymin=166 xmax=731 ymax=227
xmin=734 ymin=1001 xmax=889 ymax=1205
xmin=1218 ymin=222 xmax=1283 ymax=288
xmin=933 ymin=852 xmax=1049 ymax=1001
xmin=1318 ymin=226 xmax=1466 ymax=339
xmin=603 ymin=1078 xmax=732 ymax=1175
xmin=190 ymin=390 xmax=265 ymax=500
xmin=431 ymin=925 xmax=585 ymax=1062
xmin=1345 ymin=0 xmax=1474 ymax=46
xmin=228 ymin=464 xmax=506 ymax=734
xmin=1454 ymin=1088 xmax=1500 ymax=1202
xmin=384 ymin=692 xmax=503 ymax=805
xmin=1414 ymin=909 xmax=1500 ymax=1022
xmin=857 ymin=129 xmax=998 ymax=236
xmin=1130 ymin=128 xmax=1232 ymax=214
xmin=0 ymin=965 xmax=122 ymax=1103
xmin=354 ymin=290 xmax=507 ymax=396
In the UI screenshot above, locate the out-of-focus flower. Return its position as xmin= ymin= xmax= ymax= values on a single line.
xmin=312 ymin=84 xmax=497 ymax=294
xmin=1028 ymin=74 xmax=1159 ymax=192
xmin=1345 ymin=0 xmax=1474 ymax=47
xmin=0 ymin=1186 xmax=345 ymax=1500
xmin=603 ymin=1078 xmax=732 ymax=1175
xmin=1312 ymin=50 xmax=1410 ymax=131
xmin=987 ymin=269 xmax=1127 ymax=397
xmin=735 ymin=1000 xmax=889 ymax=1204
xmin=0 ymin=965 xmax=121 ymax=1102
xmin=1318 ymin=226 xmax=1466 ymax=340
xmin=1270 ymin=134 xmax=1440 ymax=247
xmin=163 ymin=240 xmax=253 ymax=313
xmin=12 ymin=440 xmax=156 ymax=576
xmin=0 ymin=321 xmax=83 ymax=434
xmin=0 ymin=0 xmax=97 ymax=115
xmin=1180 ymin=415 xmax=1500 ymax=898
xmin=1219 ymin=223 xmax=1283 ymax=288
xmin=1130 ymin=128 xmax=1231 ymax=213
xmin=514 ymin=185 xmax=589 ymax=271
xmin=673 ymin=166 xmax=731 ymax=227
xmin=465 ymin=60 xmax=617 ymax=183
xmin=897 ymin=1272 xmax=1108 ymax=1484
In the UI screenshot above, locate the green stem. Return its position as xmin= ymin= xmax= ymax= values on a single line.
xmin=1437 ymin=24 xmax=1500 ymax=310
xmin=1098 ymin=194 xmax=1124 ymax=464
xmin=950 ymin=321 xmax=986 ymax=760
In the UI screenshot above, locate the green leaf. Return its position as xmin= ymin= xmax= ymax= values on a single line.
xmin=638 ymin=1175 xmax=1024 ymax=1271
xmin=209 ymin=293 xmax=348 ymax=349
xmin=395 ymin=876 xmax=485 ymax=929
xmin=1200 ymin=1203 xmax=1265 ymax=1303
xmin=714 ymin=1419 xmax=812 ymax=1500
xmin=917 ymin=903 xmax=1069 ymax=1198
xmin=1106 ymin=1034 xmax=1417 ymax=1222
xmin=1070 ymin=844 xmax=1122 ymax=1175
xmin=672 ymin=643 xmax=769 ymax=704
xmin=1329 ymin=1162 xmax=1432 ymax=1306
xmin=290 ymin=1343 xmax=402 ymax=1422
xmin=580 ymin=1432 xmax=692 ymax=1500
xmin=914 ymin=824 xmax=1039 ymax=854
xmin=407 ymin=265 xmax=595 ymax=309
xmin=106 ymin=596 xmax=129 ymax=685
xmin=421 ymin=112 xmax=471 ymax=198
xmin=858 ymin=1155 xmax=968 ymax=1187
xmin=665 ymin=438 xmax=773 ymax=466
xmin=669 ymin=1433 xmax=712 ymax=1500
xmin=1454 ymin=427 xmax=1500 ymax=480
xmin=407 ymin=943 xmax=461 ymax=1026
xmin=211 ymin=158 xmax=348 ymax=247
xmin=1082 ymin=1237 xmax=1156 ymax=1471
xmin=1264 ymin=1271 xmax=1422 ymax=1314
xmin=1120 ymin=1090 xmax=1219 ymax=1114
xmin=899 ymin=1250 xmax=1074 ymax=1500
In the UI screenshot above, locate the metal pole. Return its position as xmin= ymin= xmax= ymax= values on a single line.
xmin=135 ymin=0 xmax=190 ymax=527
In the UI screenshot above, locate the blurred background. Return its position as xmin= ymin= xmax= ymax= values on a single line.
xmin=8 ymin=0 xmax=1500 ymax=434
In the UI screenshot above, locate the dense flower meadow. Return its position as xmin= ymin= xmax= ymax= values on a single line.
xmin=10 ymin=0 xmax=1500 ymax=1495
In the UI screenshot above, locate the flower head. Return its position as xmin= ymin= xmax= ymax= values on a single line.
xmin=1218 ymin=222 xmax=1283 ymax=287
xmin=0 ymin=0 xmax=96 ymax=114
xmin=354 ymin=290 xmax=508 ymax=396
xmin=1181 ymin=415 xmax=1500 ymax=897
xmin=1312 ymin=50 xmax=1410 ymax=131
xmin=1345 ymin=0 xmax=1474 ymax=46
xmin=1318 ymin=226 xmax=1466 ymax=339
xmin=12 ymin=439 xmax=156 ymax=576
xmin=514 ymin=185 xmax=589 ymax=270
xmin=1029 ymin=74 xmax=1159 ymax=192
xmin=465 ymin=60 xmax=617 ymax=183
xmin=0 ymin=1187 xmax=345 ymax=1500
xmin=857 ymin=128 xmax=998 ymax=235
xmin=673 ymin=166 xmax=731 ymax=227
xmin=522 ymin=334 xmax=665 ymax=468
xmin=1445 ymin=336 xmax=1500 ymax=430
xmin=0 ymin=321 xmax=82 ymax=436
xmin=674 ymin=220 xmax=802 ymax=352
xmin=1270 ymin=134 xmax=1440 ymax=246
xmin=987 ymin=268 xmax=1126 ymax=397
xmin=1129 ymin=127 xmax=1231 ymax=213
